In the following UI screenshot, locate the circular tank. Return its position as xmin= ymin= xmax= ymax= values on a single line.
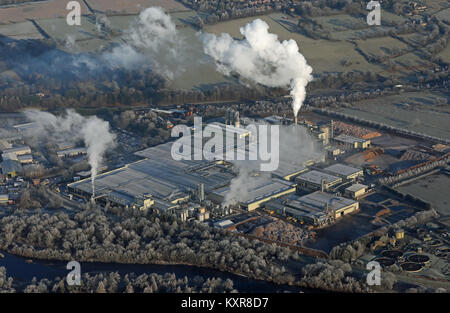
xmin=381 ymin=250 xmax=403 ymax=259
xmin=426 ymin=239 xmax=443 ymax=247
xmin=374 ymin=257 xmax=396 ymax=267
xmin=405 ymin=243 xmax=421 ymax=251
xmin=407 ymin=254 xmax=430 ymax=264
xmin=400 ymin=262 xmax=424 ymax=272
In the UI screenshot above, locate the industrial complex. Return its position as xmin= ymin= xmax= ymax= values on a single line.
xmin=65 ymin=113 xmax=371 ymax=230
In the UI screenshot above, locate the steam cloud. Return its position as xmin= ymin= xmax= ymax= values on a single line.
xmin=201 ymin=19 xmax=313 ymax=118
xmin=223 ymin=124 xmax=321 ymax=207
xmin=24 ymin=110 xmax=116 ymax=198
xmin=103 ymin=7 xmax=184 ymax=79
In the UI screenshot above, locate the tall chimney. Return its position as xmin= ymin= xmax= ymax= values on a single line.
xmin=294 ymin=116 xmax=298 ymax=124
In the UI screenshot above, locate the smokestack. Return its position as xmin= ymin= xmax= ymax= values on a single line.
xmin=330 ymin=120 xmax=334 ymax=138
xmin=294 ymin=116 xmax=298 ymax=125
xmin=198 ymin=183 xmax=205 ymax=202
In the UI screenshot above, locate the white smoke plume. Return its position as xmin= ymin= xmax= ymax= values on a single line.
xmin=201 ymin=19 xmax=313 ymax=118
xmin=222 ymin=123 xmax=321 ymax=207
xmin=102 ymin=7 xmax=185 ymax=79
xmin=24 ymin=110 xmax=116 ymax=198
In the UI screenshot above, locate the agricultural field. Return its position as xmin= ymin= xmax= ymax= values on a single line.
xmin=0 ymin=0 xmax=90 ymax=24
xmin=0 ymin=20 xmax=43 ymax=40
xmin=312 ymin=14 xmax=367 ymax=32
xmin=396 ymin=174 xmax=450 ymax=215
xmin=85 ymin=0 xmax=189 ymax=15
xmin=437 ymin=44 xmax=450 ymax=64
xmin=426 ymin=0 xmax=450 ymax=15
xmin=391 ymin=51 xmax=434 ymax=72
xmin=329 ymin=26 xmax=392 ymax=41
xmin=331 ymin=92 xmax=450 ymax=140
xmin=355 ymin=36 xmax=410 ymax=59
xmin=36 ymin=16 xmax=101 ymax=41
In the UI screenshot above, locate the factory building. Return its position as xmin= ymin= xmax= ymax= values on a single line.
xmin=2 ymin=145 xmax=31 ymax=156
xmin=0 ymin=194 xmax=9 ymax=205
xmin=1 ymin=159 xmax=22 ymax=177
xmin=208 ymin=122 xmax=250 ymax=139
xmin=0 ymin=140 xmax=12 ymax=151
xmin=333 ymin=134 xmax=370 ymax=149
xmin=57 ymin=147 xmax=87 ymax=158
xmin=323 ymin=163 xmax=364 ymax=180
xmin=100 ymin=190 xmax=154 ymax=211
xmin=68 ymin=142 xmax=235 ymax=207
xmin=225 ymin=109 xmax=240 ymax=128
xmin=17 ymin=154 xmax=33 ymax=164
xmin=345 ymin=184 xmax=368 ymax=199
xmin=264 ymin=115 xmax=287 ymax=125
xmin=295 ymin=170 xmax=342 ymax=191
xmin=266 ymin=191 xmax=359 ymax=226
xmin=272 ymin=161 xmax=308 ymax=181
xmin=209 ymin=178 xmax=296 ymax=211
xmin=214 ymin=219 xmax=234 ymax=229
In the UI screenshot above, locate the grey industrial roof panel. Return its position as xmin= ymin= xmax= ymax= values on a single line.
xmin=296 ymin=170 xmax=341 ymax=185
xmin=324 ymin=163 xmax=362 ymax=177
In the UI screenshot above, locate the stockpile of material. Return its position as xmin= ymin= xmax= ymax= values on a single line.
xmin=333 ymin=121 xmax=381 ymax=139
xmin=250 ymin=218 xmax=310 ymax=245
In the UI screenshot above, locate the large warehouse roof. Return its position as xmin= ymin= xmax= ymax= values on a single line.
xmin=69 ymin=142 xmax=235 ymax=201
xmin=211 ymin=178 xmax=295 ymax=205
xmin=296 ymin=191 xmax=356 ymax=211
xmin=296 ymin=170 xmax=341 ymax=185
xmin=324 ymin=163 xmax=362 ymax=177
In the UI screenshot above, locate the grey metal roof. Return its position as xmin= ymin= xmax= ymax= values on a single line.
xmin=324 ymin=163 xmax=362 ymax=177
xmin=296 ymin=170 xmax=341 ymax=185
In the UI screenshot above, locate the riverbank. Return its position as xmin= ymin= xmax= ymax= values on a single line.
xmin=0 ymin=250 xmax=312 ymax=293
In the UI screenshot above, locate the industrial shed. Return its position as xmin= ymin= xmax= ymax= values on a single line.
xmin=295 ymin=170 xmax=342 ymax=191
xmin=266 ymin=191 xmax=359 ymax=226
xmin=324 ymin=163 xmax=364 ymax=180
xmin=209 ymin=178 xmax=296 ymax=211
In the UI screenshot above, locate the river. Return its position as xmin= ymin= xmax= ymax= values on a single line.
xmin=0 ymin=251 xmax=309 ymax=293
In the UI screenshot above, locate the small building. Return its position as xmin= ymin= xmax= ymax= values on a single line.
xmin=57 ymin=147 xmax=87 ymax=158
xmin=264 ymin=115 xmax=285 ymax=125
xmin=152 ymin=199 xmax=178 ymax=214
xmin=324 ymin=163 xmax=364 ymax=180
xmin=345 ymin=183 xmax=368 ymax=199
xmin=17 ymin=154 xmax=33 ymax=164
xmin=395 ymin=229 xmax=405 ymax=240
xmin=334 ymin=134 xmax=370 ymax=149
xmin=325 ymin=146 xmax=342 ymax=159
xmin=0 ymin=194 xmax=9 ymax=205
xmin=266 ymin=191 xmax=359 ymax=226
xmin=214 ymin=219 xmax=234 ymax=229
xmin=295 ymin=170 xmax=342 ymax=191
